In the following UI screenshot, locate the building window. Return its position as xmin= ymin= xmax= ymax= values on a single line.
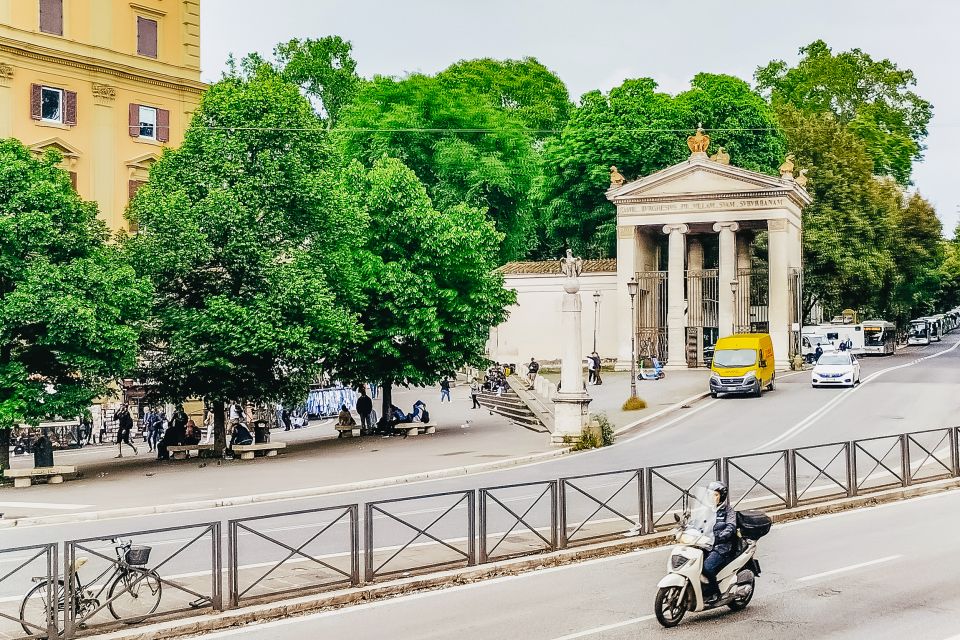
xmin=137 ymin=16 xmax=158 ymax=58
xmin=39 ymin=0 xmax=63 ymax=36
xmin=129 ymin=104 xmax=170 ymax=142
xmin=41 ymin=86 xmax=63 ymax=123
xmin=139 ymin=106 xmax=157 ymax=139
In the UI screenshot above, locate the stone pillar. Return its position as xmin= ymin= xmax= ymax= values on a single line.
xmin=92 ymin=83 xmax=117 ymax=227
xmin=687 ymin=238 xmax=704 ymax=366
xmin=554 ymin=251 xmax=592 ymax=444
xmin=767 ymin=219 xmax=791 ymax=368
xmin=663 ymin=224 xmax=688 ymax=368
xmin=736 ymin=233 xmax=752 ymax=332
xmin=616 ymin=225 xmax=639 ymax=369
xmin=713 ymin=222 xmax=739 ymax=338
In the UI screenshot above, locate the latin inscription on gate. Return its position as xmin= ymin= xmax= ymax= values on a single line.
xmin=620 ymin=198 xmax=787 ymax=215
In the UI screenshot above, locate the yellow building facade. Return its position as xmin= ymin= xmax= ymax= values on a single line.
xmin=0 ymin=0 xmax=205 ymax=231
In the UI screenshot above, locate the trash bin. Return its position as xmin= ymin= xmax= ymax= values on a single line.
xmin=33 ymin=433 xmax=54 ymax=468
xmin=254 ymin=423 xmax=270 ymax=444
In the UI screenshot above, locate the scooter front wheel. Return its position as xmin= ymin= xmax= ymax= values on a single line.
xmin=654 ymin=585 xmax=688 ymax=628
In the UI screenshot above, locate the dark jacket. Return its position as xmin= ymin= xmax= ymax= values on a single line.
xmin=356 ymin=395 xmax=373 ymax=415
xmin=712 ymin=503 xmax=738 ymax=556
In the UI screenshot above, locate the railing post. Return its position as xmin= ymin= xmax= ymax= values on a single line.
xmin=901 ymin=433 xmax=911 ymax=487
xmin=637 ymin=469 xmax=645 ymax=535
xmin=721 ymin=457 xmax=730 ymax=486
xmin=467 ymin=490 xmax=477 ymax=566
xmin=848 ymin=441 xmax=858 ymax=497
xmin=478 ymin=489 xmax=488 ymax=564
xmin=952 ymin=427 xmax=960 ymax=477
xmin=63 ymin=542 xmax=75 ymax=639
xmin=350 ymin=505 xmax=361 ymax=586
xmin=786 ymin=450 xmax=797 ymax=508
xmin=364 ymin=503 xmax=374 ymax=583
xmin=49 ymin=543 xmax=59 ymax=640
xmin=558 ymin=479 xmax=568 ymax=549
xmin=549 ymin=481 xmax=558 ymax=552
xmin=227 ymin=521 xmax=237 ymax=608
xmin=212 ymin=522 xmax=223 ymax=611
xmin=643 ymin=467 xmax=654 ymax=534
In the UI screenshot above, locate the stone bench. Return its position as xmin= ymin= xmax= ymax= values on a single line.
xmin=5 ymin=466 xmax=77 ymax=488
xmin=232 ymin=442 xmax=287 ymax=460
xmin=335 ymin=424 xmax=362 ymax=437
xmin=392 ymin=422 xmax=437 ymax=437
xmin=167 ymin=443 xmax=215 ymax=460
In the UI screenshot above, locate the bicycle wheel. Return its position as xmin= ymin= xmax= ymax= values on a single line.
xmin=107 ymin=569 xmax=162 ymax=623
xmin=19 ymin=580 xmax=61 ymax=637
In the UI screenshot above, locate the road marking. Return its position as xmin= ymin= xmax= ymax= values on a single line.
xmin=796 ymin=554 xmax=901 ymax=582
xmin=753 ymin=339 xmax=960 ymax=452
xmin=0 ymin=501 xmax=93 ymax=511
xmin=615 ymin=399 xmax=720 ymax=444
xmin=550 ymin=615 xmax=656 ymax=639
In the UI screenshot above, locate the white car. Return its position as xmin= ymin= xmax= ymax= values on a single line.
xmin=811 ymin=352 xmax=861 ymax=388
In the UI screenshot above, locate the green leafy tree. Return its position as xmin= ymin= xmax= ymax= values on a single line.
xmin=273 ymin=35 xmax=361 ymax=127
xmin=756 ymin=40 xmax=933 ymax=185
xmin=539 ymin=74 xmax=785 ymax=257
xmin=888 ymin=192 xmax=944 ymax=321
xmin=336 ymin=60 xmax=566 ymax=261
xmin=332 ymin=158 xmax=515 ymax=417
xmin=127 ymin=65 xmax=365 ymax=454
xmin=0 ymin=140 xmax=148 ymax=472
xmin=776 ymin=107 xmax=897 ymax=320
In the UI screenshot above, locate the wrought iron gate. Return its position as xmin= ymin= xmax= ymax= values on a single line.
xmin=685 ymin=269 xmax=718 ymax=367
xmin=634 ymin=271 xmax=668 ymax=362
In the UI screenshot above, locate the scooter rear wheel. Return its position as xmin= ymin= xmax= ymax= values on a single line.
xmin=654 ymin=585 xmax=688 ymax=628
xmin=727 ymin=577 xmax=754 ymax=611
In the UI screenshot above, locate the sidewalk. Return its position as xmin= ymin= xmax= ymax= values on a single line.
xmin=0 ymin=372 xmax=708 ymax=520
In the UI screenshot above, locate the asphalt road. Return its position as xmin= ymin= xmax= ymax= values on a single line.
xmin=1 ymin=336 xmax=957 ymax=634
xmin=195 ymin=489 xmax=960 ymax=640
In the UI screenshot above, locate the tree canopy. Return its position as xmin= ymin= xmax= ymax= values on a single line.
xmin=538 ymin=74 xmax=786 ymax=257
xmin=0 ymin=139 xmax=149 ymax=471
xmin=756 ymin=39 xmax=933 ymax=185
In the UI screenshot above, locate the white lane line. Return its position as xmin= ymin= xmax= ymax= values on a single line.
xmin=615 ymin=399 xmax=720 ymax=443
xmin=753 ymin=339 xmax=960 ymax=452
xmin=796 ymin=554 xmax=901 ymax=583
xmin=550 ymin=615 xmax=656 ymax=640
xmin=0 ymin=502 xmax=93 ymax=511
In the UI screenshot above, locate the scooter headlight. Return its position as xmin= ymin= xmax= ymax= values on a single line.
xmin=670 ymin=553 xmax=690 ymax=570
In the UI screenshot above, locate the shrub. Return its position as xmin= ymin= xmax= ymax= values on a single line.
xmin=622 ymin=395 xmax=647 ymax=411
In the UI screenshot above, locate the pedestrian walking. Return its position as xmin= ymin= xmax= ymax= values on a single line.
xmin=440 ymin=378 xmax=452 ymax=402
xmin=356 ymin=388 xmax=374 ymax=434
xmin=586 ymin=354 xmax=596 ymax=384
xmin=592 ymin=352 xmax=603 ymax=385
xmin=147 ymin=409 xmax=163 ymax=452
xmin=527 ymin=357 xmax=540 ymax=384
xmin=113 ymin=404 xmax=138 ymax=457
xmin=470 ymin=378 xmax=481 ymax=409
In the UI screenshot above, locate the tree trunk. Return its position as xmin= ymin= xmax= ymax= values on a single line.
xmin=213 ymin=400 xmax=227 ymax=456
xmin=380 ymin=381 xmax=392 ymax=426
xmin=0 ymin=428 xmax=9 ymax=476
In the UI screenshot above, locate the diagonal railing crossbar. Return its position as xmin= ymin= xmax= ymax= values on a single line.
xmin=69 ymin=524 xmax=217 ymax=627
xmin=650 ymin=461 xmax=719 ymax=529
xmin=726 ymin=453 xmax=788 ymax=509
xmin=563 ymin=472 xmax=641 ymax=542
xmin=234 ymin=508 xmax=352 ymax=600
xmin=482 ymin=484 xmax=554 ymax=559
xmin=370 ymin=494 xmax=471 ymax=578
xmin=855 ymin=438 xmax=904 ymax=490
xmin=907 ymin=431 xmax=952 ymax=480
xmin=794 ymin=445 xmax=849 ymax=501
xmin=0 ymin=544 xmax=55 ymax=636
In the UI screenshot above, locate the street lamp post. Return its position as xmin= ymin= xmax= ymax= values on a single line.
xmin=628 ymin=278 xmax=639 ymax=399
xmin=730 ymin=279 xmax=739 ymax=333
xmin=592 ymin=290 xmax=601 ymax=353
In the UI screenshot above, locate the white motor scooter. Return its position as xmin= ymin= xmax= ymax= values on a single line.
xmin=653 ymin=488 xmax=765 ymax=628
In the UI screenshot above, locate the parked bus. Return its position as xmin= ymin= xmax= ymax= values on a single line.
xmin=922 ymin=315 xmax=944 ymax=342
xmin=861 ymin=320 xmax=897 ymax=355
xmin=801 ymin=323 xmax=864 ymax=361
xmin=908 ymin=318 xmax=931 ymax=346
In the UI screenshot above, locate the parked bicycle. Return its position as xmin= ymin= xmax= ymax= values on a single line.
xmin=20 ymin=538 xmax=162 ymax=635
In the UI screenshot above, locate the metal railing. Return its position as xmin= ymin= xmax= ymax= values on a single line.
xmin=4 ymin=425 xmax=960 ymax=636
xmin=228 ymin=505 xmax=359 ymax=608
xmin=0 ymin=543 xmax=57 ymax=640
xmin=364 ymin=490 xmax=475 ymax=583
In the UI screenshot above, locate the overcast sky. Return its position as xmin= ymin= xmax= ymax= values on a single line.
xmin=201 ymin=0 xmax=960 ymax=235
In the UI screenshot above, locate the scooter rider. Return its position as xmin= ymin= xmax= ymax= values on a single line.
xmin=703 ymin=480 xmax=737 ymax=604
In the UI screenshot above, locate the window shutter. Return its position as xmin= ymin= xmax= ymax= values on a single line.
xmin=156 ymin=108 xmax=170 ymax=142
xmin=128 ymin=179 xmax=145 ymax=202
xmin=129 ymin=103 xmax=140 ymax=137
xmin=137 ymin=17 xmax=158 ymax=58
xmin=64 ymin=90 xmax=77 ymax=125
xmin=69 ymin=171 xmax=78 ymax=191
xmin=31 ymin=84 xmax=42 ymax=120
xmin=40 ymin=0 xmax=63 ymax=36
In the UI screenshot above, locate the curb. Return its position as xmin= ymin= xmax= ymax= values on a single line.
xmin=88 ymin=475 xmax=960 ymax=640
xmin=2 ymin=391 xmax=712 ymax=529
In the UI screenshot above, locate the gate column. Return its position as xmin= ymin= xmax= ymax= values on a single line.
xmin=714 ymin=222 xmax=739 ymax=338
xmin=768 ymin=218 xmax=792 ymax=368
xmin=663 ymin=223 xmax=688 ymax=368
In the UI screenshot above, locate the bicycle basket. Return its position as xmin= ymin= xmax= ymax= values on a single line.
xmin=125 ymin=545 xmax=152 ymax=566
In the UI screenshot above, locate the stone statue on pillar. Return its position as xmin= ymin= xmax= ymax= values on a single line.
xmin=553 ymin=249 xmax=592 ymax=444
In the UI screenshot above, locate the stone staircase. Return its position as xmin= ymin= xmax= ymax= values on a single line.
xmin=476 ymin=377 xmax=554 ymax=433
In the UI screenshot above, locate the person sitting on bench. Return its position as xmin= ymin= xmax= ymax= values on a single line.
xmin=337 ymin=405 xmax=356 ymax=437
xmin=157 ymin=419 xmax=187 ymax=461
xmin=182 ymin=420 xmax=201 ymax=445
xmin=230 ymin=422 xmax=254 ymax=447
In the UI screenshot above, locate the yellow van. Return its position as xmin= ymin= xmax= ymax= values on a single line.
xmin=709 ymin=333 xmax=776 ymax=398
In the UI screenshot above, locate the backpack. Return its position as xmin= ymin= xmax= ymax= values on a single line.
xmin=421 ymin=409 xmax=431 ymax=424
